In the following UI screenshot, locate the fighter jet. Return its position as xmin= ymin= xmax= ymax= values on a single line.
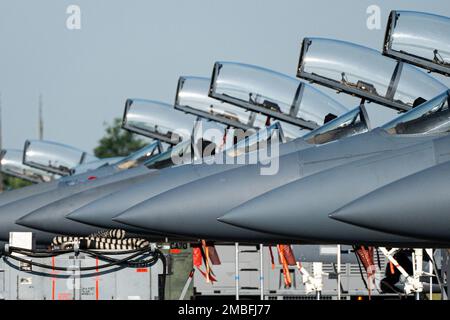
xmin=18 ymin=36 xmax=447 ymax=243
xmin=13 ymin=93 xmax=257 ymax=238
xmin=214 ymin=33 xmax=450 ymax=245
xmin=0 ymin=140 xmax=108 ymax=210
xmin=0 ymin=105 xmax=165 ymax=208
xmin=15 ymin=69 xmax=339 ymax=237
xmin=115 ymin=130 xmax=445 ymax=244
xmin=212 ymin=37 xmax=450 ymax=244
xmin=217 ymin=129 xmax=450 ymax=246
xmin=314 ymin=12 xmax=450 ymax=242
xmin=0 ymin=100 xmax=207 ymax=243
xmin=65 ymin=64 xmax=353 ymax=235
xmin=113 ymin=42 xmax=448 ymax=243
xmin=0 ymin=148 xmax=59 ymax=245
xmin=12 ymin=66 xmax=346 ymax=239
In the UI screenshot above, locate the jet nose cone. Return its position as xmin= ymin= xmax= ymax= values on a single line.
xmin=330 ymin=161 xmax=450 ymax=241
xmin=16 ymin=210 xmax=48 ymax=230
xmin=15 ymin=201 xmax=64 ymax=233
xmin=114 ymin=181 xmax=206 ymax=236
xmin=329 ymin=197 xmax=378 ymax=226
xmin=328 ymin=167 xmax=422 ymax=231
xmin=113 ymin=198 xmax=166 ymax=231
xmin=67 ymin=200 xmax=110 ymax=226
xmin=218 ymin=191 xmax=283 ymax=234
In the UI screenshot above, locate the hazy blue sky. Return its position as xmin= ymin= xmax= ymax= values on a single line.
xmin=1 ymin=0 xmax=449 ymax=152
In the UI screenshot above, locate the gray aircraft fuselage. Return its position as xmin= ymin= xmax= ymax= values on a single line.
xmin=20 ymin=138 xmax=310 ymax=239
xmin=329 ymin=160 xmax=450 ymax=243
xmin=68 ymin=139 xmax=312 ymax=234
xmin=17 ymin=169 xmax=161 ymax=236
xmin=218 ymin=134 xmax=450 ymax=246
xmin=0 ymin=165 xmax=149 ymax=243
xmin=114 ymin=129 xmax=441 ymax=244
xmin=0 ymin=164 xmax=125 ymax=244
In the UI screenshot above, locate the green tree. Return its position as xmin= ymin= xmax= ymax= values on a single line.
xmin=2 ymin=175 xmax=32 ymax=191
xmin=94 ymin=118 xmax=147 ymax=158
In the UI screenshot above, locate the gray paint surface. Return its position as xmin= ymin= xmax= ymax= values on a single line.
xmin=219 ymin=134 xmax=450 ymax=246
xmin=115 ymin=130 xmax=439 ymax=243
xmin=330 ymin=160 xmax=450 ymax=242
xmin=67 ymin=138 xmax=310 ymax=231
xmin=17 ymin=170 xmax=160 ymax=236
xmin=0 ymin=165 xmax=149 ymax=242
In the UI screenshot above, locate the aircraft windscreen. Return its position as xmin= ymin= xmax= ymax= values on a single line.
xmin=23 ymin=140 xmax=93 ymax=176
xmin=71 ymin=157 xmax=124 ymax=175
xmin=297 ymin=38 xmax=447 ymax=112
xmin=115 ymin=140 xmax=163 ymax=170
xmin=143 ymin=139 xmax=194 ymax=170
xmin=122 ymin=99 xmax=196 ymax=145
xmin=302 ymin=105 xmax=370 ymax=144
xmin=144 ymin=122 xmax=285 ymax=168
xmin=384 ymin=11 xmax=450 ymax=76
xmin=0 ymin=149 xmax=55 ymax=183
xmin=382 ymin=90 xmax=450 ymax=135
xmin=209 ymin=62 xmax=348 ymax=129
xmin=225 ymin=122 xmax=285 ymax=157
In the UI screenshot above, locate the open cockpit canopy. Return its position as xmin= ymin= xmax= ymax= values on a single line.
xmin=176 ymin=76 xmax=260 ymax=131
xmin=0 ymin=149 xmax=56 ymax=183
xmin=23 ymin=140 xmax=96 ymax=176
xmin=297 ymin=38 xmax=447 ymax=112
xmin=122 ymin=99 xmax=196 ymax=145
xmin=209 ymin=62 xmax=348 ymax=129
xmin=176 ymin=76 xmax=304 ymax=140
xmin=383 ymin=11 xmax=450 ymax=76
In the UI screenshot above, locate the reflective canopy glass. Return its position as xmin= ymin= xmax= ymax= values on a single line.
xmin=382 ymin=90 xmax=450 ymax=135
xmin=298 ymin=38 xmax=447 ymax=111
xmin=384 ymin=11 xmax=450 ymax=75
xmin=275 ymin=122 xmax=305 ymax=140
xmin=225 ymin=122 xmax=285 ymax=157
xmin=302 ymin=105 xmax=370 ymax=144
xmin=71 ymin=157 xmax=123 ymax=175
xmin=143 ymin=119 xmax=225 ymax=169
xmin=145 ymin=122 xmax=285 ymax=168
xmin=122 ymin=99 xmax=197 ymax=145
xmin=177 ymin=76 xmax=304 ymax=139
xmin=144 ymin=140 xmax=192 ymax=170
xmin=176 ymin=76 xmax=261 ymax=130
xmin=115 ymin=140 xmax=163 ymax=170
xmin=209 ymin=62 xmax=348 ymax=129
xmin=23 ymin=140 xmax=94 ymax=176
xmin=0 ymin=149 xmax=55 ymax=183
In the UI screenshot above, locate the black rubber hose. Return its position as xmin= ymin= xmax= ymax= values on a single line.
xmin=4 ymin=248 xmax=162 ymax=271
